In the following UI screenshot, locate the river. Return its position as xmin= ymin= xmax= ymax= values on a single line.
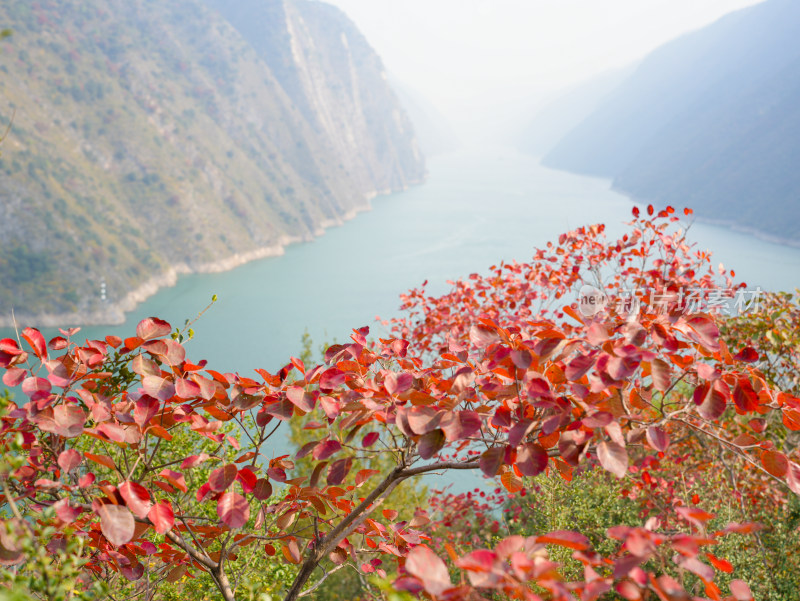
xmin=21 ymin=146 xmax=796 ymax=374
xmin=4 ymin=147 xmax=800 ymax=490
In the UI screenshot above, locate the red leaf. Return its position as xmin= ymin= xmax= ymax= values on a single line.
xmin=405 ymin=546 xmax=451 ymax=597
xmin=761 ymin=450 xmax=789 ymax=478
xmin=319 ymin=368 xmax=346 ymax=392
xmin=418 ymin=429 xmax=446 ymax=459
xmin=43 ymin=404 xmax=85 ymax=436
xmin=679 ymin=556 xmax=714 ymax=582
xmin=49 ymin=336 xmax=69 ymax=351
xmin=105 ymin=335 xmax=122 ymax=348
xmin=729 ymin=580 xmax=753 ymax=601
xmin=356 ymin=469 xmax=380 ymax=486
xmin=440 ymin=411 xmax=482 ymax=441
xmin=479 ymin=447 xmax=505 ymax=477
xmin=22 ymin=327 xmax=47 ymax=360
xmin=517 ymin=442 xmax=548 ymax=477
xmin=78 ymin=473 xmax=95 ymax=488
xmin=327 ymin=458 xmax=353 ymax=486
xmin=650 ymin=359 xmax=671 ymax=392
xmin=159 ymin=469 xmax=187 ymax=493
xmin=252 ymin=478 xmax=273 ymax=501
xmin=676 ymin=506 xmax=714 ymax=527
xmin=705 ymin=553 xmax=733 ymax=574
xmin=181 ymin=453 xmax=210 ymax=470
xmin=98 ymin=504 xmax=135 ymax=546
xmin=732 ymin=379 xmax=759 ymax=413
xmin=97 ymin=422 xmax=139 ymax=444
xmin=264 ymin=399 xmax=294 ymax=421
xmin=788 ymin=462 xmax=800 ymax=495
xmin=148 ymin=501 xmax=174 ymax=534
xmin=119 ymin=481 xmax=152 ymax=519
xmin=282 ymin=539 xmax=302 ymax=564
xmin=406 ymin=406 xmax=442 ymax=435
xmin=132 ymin=355 xmax=161 ymax=377
xmin=54 ymin=498 xmax=82 ymax=524
xmin=290 ymin=356 xmax=305 ymax=374
xmin=236 ymin=467 xmax=257 ymax=493
xmin=696 ymin=385 xmax=726 ymax=420
xmin=286 ymin=386 xmax=316 ymax=413
xmin=208 ymin=464 xmax=238 ymax=492
xmin=597 ymin=441 xmax=628 ymax=478
xmin=565 ymin=352 xmax=596 ymax=381
xmin=175 ymin=377 xmax=201 ymax=399
xmin=536 ymin=530 xmax=589 ymax=550
xmin=385 ymin=372 xmax=414 ymax=395
xmin=57 ymin=449 xmax=82 ymax=472
xmin=134 ymin=396 xmax=159 ymax=428
xmin=0 ymin=338 xmax=22 ymax=356
xmin=313 ymin=440 xmax=342 ymax=461
xmin=469 ymin=325 xmax=499 ymax=349
xmin=457 ymin=548 xmax=496 ymax=573
xmin=733 ymin=347 xmax=759 ymax=363
xmin=501 ymin=471 xmax=523 ymax=493
xmin=684 ymin=315 xmax=720 ymax=351
xmin=85 ymin=452 xmax=116 ymax=470
xmin=22 ymin=376 xmax=52 ymax=401
xmin=2 ymin=368 xmax=25 ymax=388
xmin=645 ymin=426 xmax=670 ymax=452
xmin=362 ymin=432 xmax=380 ymax=447
xmin=136 ymin=317 xmax=171 ymax=341
xmin=142 ymin=376 xmax=175 ymax=402
xmin=217 ymin=492 xmax=250 ymax=529
xmin=510 ymin=349 xmax=532 ymax=369
xmin=124 ymin=337 xmax=143 ymax=352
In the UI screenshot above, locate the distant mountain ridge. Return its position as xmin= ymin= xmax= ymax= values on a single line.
xmin=0 ymin=0 xmax=425 ymax=325
xmin=540 ymin=0 xmax=800 ymax=243
xmin=516 ymin=66 xmax=635 ymax=158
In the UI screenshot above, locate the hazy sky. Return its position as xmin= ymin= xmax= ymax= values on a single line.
xmin=324 ymin=0 xmax=765 ymax=138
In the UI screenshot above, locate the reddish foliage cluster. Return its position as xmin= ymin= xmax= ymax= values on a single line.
xmin=0 ymin=206 xmax=798 ymax=600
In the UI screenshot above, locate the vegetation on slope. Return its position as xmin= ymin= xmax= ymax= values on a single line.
xmin=0 ymin=0 xmax=424 ymax=322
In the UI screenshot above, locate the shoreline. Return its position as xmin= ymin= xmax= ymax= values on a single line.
xmin=0 ymin=179 xmax=425 ymax=329
xmin=537 ymin=162 xmax=799 ymax=250
xmin=609 ymin=187 xmax=800 ymax=249
xmin=688 ymin=214 xmax=800 ymax=250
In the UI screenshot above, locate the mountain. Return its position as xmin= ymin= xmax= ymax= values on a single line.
xmin=541 ymin=0 xmax=800 ymax=242
xmin=0 ymin=0 xmax=425 ymax=325
xmin=389 ymin=77 xmax=459 ymax=157
xmin=516 ymin=66 xmax=634 ymax=158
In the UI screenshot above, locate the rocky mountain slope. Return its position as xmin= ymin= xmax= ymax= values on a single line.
xmin=541 ymin=0 xmax=800 ymax=243
xmin=0 ymin=0 xmax=425 ymax=325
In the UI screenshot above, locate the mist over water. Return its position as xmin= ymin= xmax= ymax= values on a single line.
xmin=7 ymin=147 xmax=797 ymax=374
xmin=4 ymin=146 xmax=798 ymax=490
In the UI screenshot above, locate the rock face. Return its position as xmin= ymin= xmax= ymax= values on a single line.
xmin=0 ymin=0 xmax=425 ymax=324
xmin=541 ymin=0 xmax=800 ymax=243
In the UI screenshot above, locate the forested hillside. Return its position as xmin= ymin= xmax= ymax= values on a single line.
xmin=541 ymin=0 xmax=800 ymax=243
xmin=0 ymin=0 xmax=425 ymax=324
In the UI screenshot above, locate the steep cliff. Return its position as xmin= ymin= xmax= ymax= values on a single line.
xmin=0 ymin=0 xmax=425 ymax=325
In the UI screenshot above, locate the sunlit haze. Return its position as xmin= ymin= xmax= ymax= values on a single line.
xmin=323 ymin=0 xmax=766 ymax=141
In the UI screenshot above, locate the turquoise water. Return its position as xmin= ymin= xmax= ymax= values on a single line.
xmin=4 ymin=147 xmax=799 ymax=492
xmin=5 ymin=146 xmax=799 ymax=373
